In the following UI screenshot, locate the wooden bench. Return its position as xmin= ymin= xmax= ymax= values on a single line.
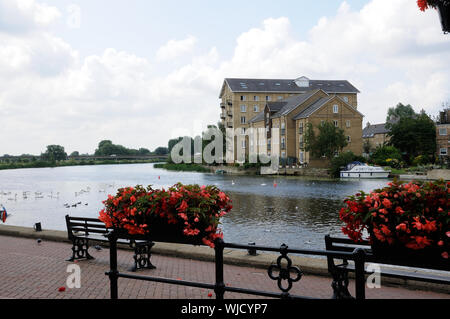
xmin=325 ymin=235 xmax=450 ymax=299
xmin=65 ymin=215 xmax=155 ymax=272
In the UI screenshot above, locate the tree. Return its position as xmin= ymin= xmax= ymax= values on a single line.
xmin=388 ymin=111 xmax=436 ymax=163
xmin=363 ymin=139 xmax=373 ymax=154
xmin=153 ymin=147 xmax=168 ymax=155
xmin=70 ymin=151 xmax=80 ymax=157
xmin=41 ymin=145 xmax=67 ymax=161
xmin=385 ymin=103 xmax=416 ymax=129
xmin=304 ymin=121 xmax=348 ymax=161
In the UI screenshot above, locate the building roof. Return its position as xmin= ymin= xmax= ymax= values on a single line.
xmin=271 ymin=90 xmax=322 ymax=119
xmin=221 ymin=77 xmax=360 ymax=97
xmin=248 ymin=111 xmax=265 ymax=124
xmin=266 ymin=101 xmax=287 ymax=113
xmin=362 ymin=123 xmax=390 ymax=138
xmin=292 ymin=96 xmax=334 ymax=120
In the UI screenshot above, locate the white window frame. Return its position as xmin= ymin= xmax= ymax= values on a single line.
xmin=333 ymin=105 xmax=339 ymax=114
xmin=439 ymin=128 xmax=448 ymax=136
xmin=334 ymin=120 xmax=339 ymax=127
xmin=266 ymin=96 xmax=272 ymax=101
xmin=346 ymin=120 xmax=351 ymax=128
xmin=240 ymin=105 xmax=247 ymax=112
xmin=240 ymin=95 xmax=246 ymax=101
xmin=440 ymin=148 xmax=448 ymax=155
xmin=240 ymin=116 xmax=246 ymax=124
xmin=253 ymin=105 xmax=259 ymax=112
xmin=254 ymin=96 xmax=259 ymax=101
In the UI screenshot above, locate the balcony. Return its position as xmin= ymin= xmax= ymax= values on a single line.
xmin=227 ymin=122 xmax=233 ymax=128
xmin=227 ymin=111 xmax=233 ymax=117
xmin=227 ymin=99 xmax=233 ymax=106
xmin=281 ymin=129 xmax=286 ymax=136
xmin=220 ymin=113 xmax=226 ymax=120
xmin=281 ymin=144 xmax=286 ymax=150
xmin=299 ymin=128 xmax=303 ymax=134
xmin=220 ymin=103 xmax=225 ymax=109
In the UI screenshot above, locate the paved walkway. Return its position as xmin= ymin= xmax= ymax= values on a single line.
xmin=0 ymin=235 xmax=448 ymax=299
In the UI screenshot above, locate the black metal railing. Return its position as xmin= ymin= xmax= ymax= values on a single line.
xmin=105 ymin=231 xmax=367 ymax=300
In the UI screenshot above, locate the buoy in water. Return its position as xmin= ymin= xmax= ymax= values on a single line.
xmin=0 ymin=205 xmax=7 ymax=223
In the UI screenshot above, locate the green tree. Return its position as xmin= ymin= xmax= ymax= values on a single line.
xmin=153 ymin=147 xmax=168 ymax=155
xmin=388 ymin=111 xmax=436 ymax=163
xmin=385 ymin=103 xmax=416 ymax=129
xmin=305 ymin=121 xmax=348 ymax=161
xmin=41 ymin=145 xmax=67 ymax=161
xmin=70 ymin=151 xmax=80 ymax=157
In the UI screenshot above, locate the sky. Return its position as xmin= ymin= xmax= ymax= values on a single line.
xmin=0 ymin=0 xmax=449 ymax=155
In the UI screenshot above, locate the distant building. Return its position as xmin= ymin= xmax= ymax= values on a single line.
xmin=219 ymin=76 xmax=362 ymax=166
xmin=362 ymin=122 xmax=390 ymax=150
xmin=437 ymin=108 xmax=450 ymax=162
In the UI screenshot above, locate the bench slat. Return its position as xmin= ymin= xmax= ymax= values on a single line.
xmin=337 ymin=264 xmax=450 ymax=285
xmin=69 ymin=222 xmax=108 ymax=229
xmin=71 ymin=227 xmax=109 ymax=234
xmin=67 ymin=216 xmax=101 ymax=222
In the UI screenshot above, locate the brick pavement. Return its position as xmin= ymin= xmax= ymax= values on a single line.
xmin=0 ymin=235 xmax=448 ymax=299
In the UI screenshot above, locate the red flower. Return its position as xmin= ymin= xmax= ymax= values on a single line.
xmin=382 ymin=198 xmax=392 ymax=209
xmin=58 ymin=286 xmax=66 ymax=292
xmin=417 ymin=0 xmax=428 ymax=11
xmin=177 ymin=200 xmax=189 ymax=213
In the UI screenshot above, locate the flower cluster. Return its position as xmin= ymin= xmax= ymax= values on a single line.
xmin=99 ymin=183 xmax=232 ymax=248
xmin=417 ymin=0 xmax=442 ymax=11
xmin=339 ymin=180 xmax=449 ymax=259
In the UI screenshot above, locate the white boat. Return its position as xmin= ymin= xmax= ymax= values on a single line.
xmin=340 ymin=161 xmax=390 ymax=179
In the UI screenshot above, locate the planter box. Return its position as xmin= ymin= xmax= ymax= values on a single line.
xmin=370 ymin=240 xmax=449 ymax=271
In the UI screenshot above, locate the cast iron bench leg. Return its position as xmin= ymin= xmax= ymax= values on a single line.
xmin=131 ymin=241 xmax=156 ymax=272
xmin=66 ymin=237 xmax=95 ymax=262
xmin=331 ymin=266 xmax=354 ymax=299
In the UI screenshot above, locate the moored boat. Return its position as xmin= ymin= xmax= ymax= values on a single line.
xmin=340 ymin=161 xmax=390 ymax=179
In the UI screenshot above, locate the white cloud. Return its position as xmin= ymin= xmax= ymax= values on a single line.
xmin=0 ymin=0 xmax=449 ymax=155
xmin=156 ymin=35 xmax=198 ymax=61
xmin=0 ymin=0 xmax=60 ymax=32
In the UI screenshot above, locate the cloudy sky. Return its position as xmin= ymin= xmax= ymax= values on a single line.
xmin=0 ymin=0 xmax=449 ymax=155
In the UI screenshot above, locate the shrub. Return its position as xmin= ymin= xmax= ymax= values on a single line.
xmin=369 ymin=146 xmax=402 ymax=166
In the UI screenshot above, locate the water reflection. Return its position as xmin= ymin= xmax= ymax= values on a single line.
xmin=0 ymin=163 xmax=390 ymax=249
xmin=222 ymin=192 xmax=345 ymax=248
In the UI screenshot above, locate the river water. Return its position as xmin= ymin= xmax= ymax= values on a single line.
xmin=0 ymin=163 xmax=390 ymax=249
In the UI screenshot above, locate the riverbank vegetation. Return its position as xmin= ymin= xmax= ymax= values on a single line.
xmin=0 ymin=158 xmax=165 ymax=171
xmin=0 ymin=141 xmax=169 ymax=171
xmin=153 ymin=163 xmax=210 ymax=173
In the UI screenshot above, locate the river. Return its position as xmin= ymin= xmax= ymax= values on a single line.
xmin=0 ymin=163 xmax=390 ymax=249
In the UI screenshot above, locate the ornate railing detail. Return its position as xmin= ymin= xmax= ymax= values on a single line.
xmin=268 ymin=244 xmax=303 ymax=296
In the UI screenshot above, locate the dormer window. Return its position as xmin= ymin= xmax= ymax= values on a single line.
xmin=294 ymin=76 xmax=310 ymax=88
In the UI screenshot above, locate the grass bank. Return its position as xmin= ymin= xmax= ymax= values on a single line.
xmin=153 ymin=163 xmax=210 ymax=173
xmin=0 ymin=159 xmax=166 ymax=171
